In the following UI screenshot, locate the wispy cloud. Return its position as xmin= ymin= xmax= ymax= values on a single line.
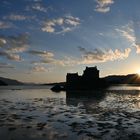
xmin=42 ymin=15 xmax=80 ymax=34
xmin=78 ymin=46 xmax=131 ymax=64
xmin=32 ymin=65 xmax=47 ymax=72
xmin=95 ymin=0 xmax=114 ymax=13
xmin=29 ymin=45 xmax=131 ymax=68
xmin=65 ymin=15 xmax=80 ymax=26
xmin=26 ymin=3 xmax=48 ymax=13
xmin=115 ymin=25 xmax=135 ymax=43
xmin=4 ymin=14 xmax=26 ymax=21
xmin=115 ymin=23 xmax=140 ymax=54
xmin=6 ymin=46 xmax=28 ymax=53
xmin=0 ymin=38 xmax=7 ymax=47
xmin=0 ymin=62 xmax=14 ymax=69
xmin=0 ymin=34 xmax=30 ymax=61
xmin=41 ymin=57 xmax=79 ymax=66
xmin=31 ymin=3 xmax=47 ymax=12
xmin=0 ymin=51 xmax=22 ymax=61
xmin=0 ymin=21 xmax=13 ymax=29
xmin=0 ymin=34 xmax=30 ymax=48
xmin=3 ymin=14 xmax=35 ymax=21
xmin=6 ymin=53 xmax=22 ymax=61
xmin=28 ymin=50 xmax=54 ymax=58
xmin=134 ymin=44 xmax=140 ymax=54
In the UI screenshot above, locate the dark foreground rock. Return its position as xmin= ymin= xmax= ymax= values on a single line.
xmin=51 ymin=85 xmax=65 ymax=92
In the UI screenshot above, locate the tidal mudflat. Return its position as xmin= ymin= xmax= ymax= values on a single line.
xmin=0 ymin=86 xmax=140 ymax=140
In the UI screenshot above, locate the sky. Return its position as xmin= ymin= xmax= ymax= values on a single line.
xmin=0 ymin=0 xmax=140 ymax=83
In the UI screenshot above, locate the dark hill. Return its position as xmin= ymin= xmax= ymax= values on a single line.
xmin=0 ymin=77 xmax=23 ymax=85
xmin=104 ymin=74 xmax=140 ymax=84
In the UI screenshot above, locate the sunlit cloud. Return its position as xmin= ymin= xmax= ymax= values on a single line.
xmin=32 ymin=65 xmax=47 ymax=72
xmin=31 ymin=46 xmax=131 ymax=67
xmin=95 ymin=0 xmax=114 ymax=13
xmin=42 ymin=15 xmax=80 ymax=34
xmin=28 ymin=50 xmax=54 ymax=58
xmin=41 ymin=57 xmax=78 ymax=66
xmin=6 ymin=45 xmax=28 ymax=53
xmin=0 ymin=51 xmax=22 ymax=61
xmin=0 ymin=34 xmax=30 ymax=48
xmin=134 ymin=44 xmax=140 ymax=54
xmin=78 ymin=46 xmax=131 ymax=64
xmin=115 ymin=27 xmax=135 ymax=43
xmin=0 ymin=34 xmax=29 ymax=61
xmin=39 ymin=47 xmax=131 ymax=67
xmin=6 ymin=53 xmax=22 ymax=61
xmin=115 ymin=23 xmax=140 ymax=54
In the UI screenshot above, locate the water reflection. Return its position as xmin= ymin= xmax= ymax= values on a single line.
xmin=66 ymin=90 xmax=106 ymax=114
xmin=66 ymin=89 xmax=140 ymax=113
xmin=66 ymin=90 xmax=106 ymax=104
xmin=99 ymin=90 xmax=140 ymax=111
xmin=0 ymin=86 xmax=140 ymax=140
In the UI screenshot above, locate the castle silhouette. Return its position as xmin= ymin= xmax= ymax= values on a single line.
xmin=66 ymin=66 xmax=107 ymax=90
xmin=51 ymin=66 xmax=108 ymax=91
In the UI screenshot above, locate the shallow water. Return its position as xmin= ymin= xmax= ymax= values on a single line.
xmin=0 ymin=85 xmax=140 ymax=140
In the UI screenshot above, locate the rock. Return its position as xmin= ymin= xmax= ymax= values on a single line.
xmin=51 ymin=85 xmax=65 ymax=92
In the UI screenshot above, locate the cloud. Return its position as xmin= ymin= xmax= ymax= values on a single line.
xmin=0 ymin=34 xmax=30 ymax=61
xmin=6 ymin=45 xmax=28 ymax=53
xmin=26 ymin=3 xmax=47 ymax=13
xmin=40 ymin=58 xmax=54 ymax=64
xmin=33 ymin=46 xmax=131 ymax=67
xmin=56 ymin=27 xmax=73 ymax=34
xmin=0 ymin=21 xmax=12 ymax=29
xmin=32 ymin=65 xmax=47 ymax=72
xmin=0 ymin=63 xmax=14 ymax=69
xmin=31 ymin=4 xmax=47 ymax=12
xmin=7 ymin=54 xmax=22 ymax=61
xmin=78 ymin=46 xmax=131 ymax=64
xmin=134 ymin=44 xmax=140 ymax=54
xmin=4 ymin=14 xmax=27 ymax=21
xmin=115 ymin=27 xmax=135 ymax=43
xmin=0 ymin=33 xmax=30 ymax=48
xmin=95 ymin=0 xmax=114 ymax=13
xmin=65 ymin=15 xmax=80 ymax=26
xmin=42 ymin=15 xmax=80 ymax=34
xmin=115 ymin=23 xmax=140 ymax=54
xmin=0 ymin=51 xmax=22 ymax=61
xmin=28 ymin=50 xmax=54 ymax=58
xmin=3 ymin=14 xmax=35 ymax=21
xmin=0 ymin=38 xmax=7 ymax=47
xmin=41 ymin=58 xmax=79 ymax=67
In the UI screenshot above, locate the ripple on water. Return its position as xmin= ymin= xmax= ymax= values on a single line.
xmin=0 ymin=87 xmax=140 ymax=140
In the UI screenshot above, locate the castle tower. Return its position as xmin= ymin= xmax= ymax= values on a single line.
xmin=82 ymin=66 xmax=99 ymax=80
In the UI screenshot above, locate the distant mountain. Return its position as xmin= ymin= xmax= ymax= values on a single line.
xmin=104 ymin=74 xmax=140 ymax=84
xmin=0 ymin=77 xmax=23 ymax=85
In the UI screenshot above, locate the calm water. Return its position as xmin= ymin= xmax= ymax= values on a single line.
xmin=0 ymin=85 xmax=140 ymax=140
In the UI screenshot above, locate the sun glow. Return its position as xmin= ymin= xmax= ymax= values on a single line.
xmin=136 ymin=70 xmax=140 ymax=76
